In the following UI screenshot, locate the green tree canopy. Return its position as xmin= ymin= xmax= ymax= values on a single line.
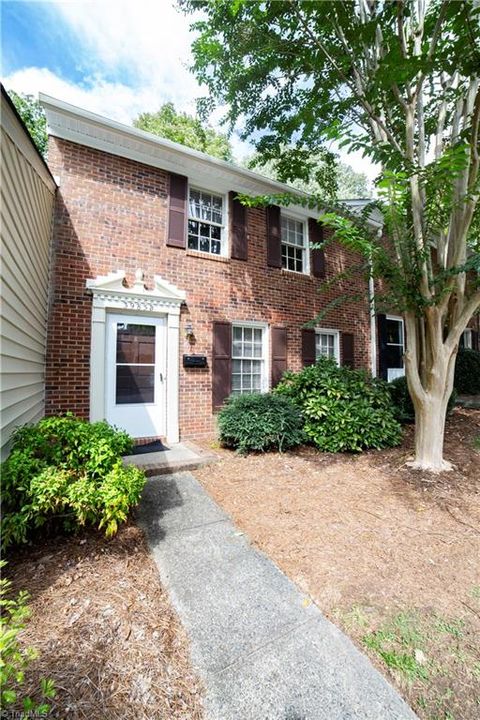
xmin=246 ymin=151 xmax=371 ymax=199
xmin=9 ymin=90 xmax=47 ymax=157
xmin=184 ymin=0 xmax=480 ymax=471
xmin=134 ymin=102 xmax=234 ymax=161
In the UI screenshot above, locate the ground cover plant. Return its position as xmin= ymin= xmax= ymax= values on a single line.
xmin=0 ymin=562 xmax=55 ymax=716
xmin=218 ymin=392 xmax=304 ymax=454
xmin=1 ymin=415 xmax=145 ymax=548
xmin=275 ymin=357 xmax=402 ymax=452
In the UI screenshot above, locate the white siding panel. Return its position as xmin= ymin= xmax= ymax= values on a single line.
xmin=1 ymin=95 xmax=56 ymax=459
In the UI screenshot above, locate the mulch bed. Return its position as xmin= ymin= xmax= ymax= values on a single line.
xmin=5 ymin=525 xmax=203 ymax=720
xmin=195 ymin=408 xmax=480 ymax=720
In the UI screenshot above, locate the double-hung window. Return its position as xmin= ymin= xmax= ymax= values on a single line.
xmin=281 ymin=215 xmax=308 ymax=273
xmin=188 ymin=187 xmax=225 ymax=256
xmin=231 ymin=324 xmax=267 ymax=394
xmin=315 ymin=329 xmax=340 ymax=363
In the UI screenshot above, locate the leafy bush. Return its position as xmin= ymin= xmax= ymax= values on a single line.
xmin=387 ymin=375 xmax=457 ymax=424
xmin=1 ymin=562 xmax=56 ymax=715
xmin=1 ymin=415 xmax=145 ymax=548
xmin=275 ymin=357 xmax=402 ymax=452
xmin=218 ymin=393 xmax=304 ymax=454
xmin=454 ymin=347 xmax=480 ymax=395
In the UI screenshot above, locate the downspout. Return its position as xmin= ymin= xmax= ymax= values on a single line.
xmin=369 ymin=228 xmax=383 ymax=378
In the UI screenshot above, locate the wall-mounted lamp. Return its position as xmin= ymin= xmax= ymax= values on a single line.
xmin=185 ymin=322 xmax=195 ymax=343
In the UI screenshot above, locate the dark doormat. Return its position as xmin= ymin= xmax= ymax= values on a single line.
xmin=131 ymin=440 xmax=168 ymax=455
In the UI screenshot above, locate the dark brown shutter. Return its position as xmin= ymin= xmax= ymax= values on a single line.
xmin=377 ymin=314 xmax=388 ymax=380
xmin=266 ymin=205 xmax=282 ymax=268
xmin=341 ymin=332 xmax=355 ymax=368
xmin=472 ymin=330 xmax=479 ymax=351
xmin=229 ymin=192 xmax=248 ymax=261
xmin=302 ymin=328 xmax=316 ymax=366
xmin=271 ymin=327 xmax=287 ymax=387
xmin=308 ymin=218 xmax=326 ymax=278
xmin=212 ymin=321 xmax=232 ymax=409
xmin=167 ymin=173 xmax=187 ymax=248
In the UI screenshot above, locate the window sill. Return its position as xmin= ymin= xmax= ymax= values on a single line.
xmin=281 ymin=268 xmax=312 ymax=279
xmin=186 ymin=249 xmax=229 ymax=264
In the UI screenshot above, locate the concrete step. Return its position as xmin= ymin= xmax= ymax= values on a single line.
xmin=124 ymin=440 xmax=218 ymax=476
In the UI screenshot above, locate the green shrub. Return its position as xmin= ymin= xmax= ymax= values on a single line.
xmin=218 ymin=393 xmax=304 ymax=454
xmin=454 ymin=347 xmax=480 ymax=395
xmin=275 ymin=357 xmax=402 ymax=452
xmin=1 ymin=562 xmax=56 ymax=715
xmin=1 ymin=415 xmax=145 ymax=548
xmin=387 ymin=375 xmax=457 ymax=424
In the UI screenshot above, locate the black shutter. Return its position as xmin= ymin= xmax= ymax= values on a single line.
xmin=212 ymin=322 xmax=232 ymax=409
xmin=167 ymin=173 xmax=187 ymax=248
xmin=308 ymin=218 xmax=326 ymax=278
xmin=266 ymin=205 xmax=282 ymax=268
xmin=271 ymin=327 xmax=287 ymax=387
xmin=302 ymin=328 xmax=316 ymax=366
xmin=472 ymin=330 xmax=479 ymax=351
xmin=377 ymin=314 xmax=388 ymax=380
xmin=229 ymin=192 xmax=248 ymax=261
xmin=341 ymin=333 xmax=355 ymax=368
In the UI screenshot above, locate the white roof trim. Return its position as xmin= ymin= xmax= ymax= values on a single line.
xmin=39 ymin=92 xmax=382 ymax=226
xmin=86 ymin=269 xmax=186 ymax=313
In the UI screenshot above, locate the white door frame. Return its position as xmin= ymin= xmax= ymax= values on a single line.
xmin=86 ymin=270 xmax=186 ymax=444
xmin=106 ymin=313 xmax=167 ymax=438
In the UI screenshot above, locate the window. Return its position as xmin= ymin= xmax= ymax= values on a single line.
xmin=232 ymin=324 xmax=267 ymax=395
xmin=281 ymin=215 xmax=308 ymax=273
xmin=188 ymin=188 xmax=225 ymax=255
xmin=315 ymin=329 xmax=340 ymax=363
xmin=386 ymin=316 xmax=405 ymax=380
xmin=460 ymin=328 xmax=472 ymax=349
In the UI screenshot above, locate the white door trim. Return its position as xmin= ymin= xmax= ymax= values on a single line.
xmin=86 ymin=270 xmax=185 ymax=444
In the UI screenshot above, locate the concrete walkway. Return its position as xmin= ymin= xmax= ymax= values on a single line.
xmin=138 ymin=472 xmax=417 ymax=720
xmin=124 ymin=440 xmax=218 ymax=476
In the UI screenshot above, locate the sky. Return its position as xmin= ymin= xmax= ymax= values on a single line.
xmin=1 ymin=0 xmax=376 ymax=180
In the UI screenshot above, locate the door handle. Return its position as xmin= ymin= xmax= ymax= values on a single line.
xmin=159 ymin=372 xmax=164 ymax=382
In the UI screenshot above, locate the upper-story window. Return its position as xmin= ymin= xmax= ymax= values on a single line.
xmin=281 ymin=215 xmax=308 ymax=273
xmin=188 ymin=188 xmax=225 ymax=256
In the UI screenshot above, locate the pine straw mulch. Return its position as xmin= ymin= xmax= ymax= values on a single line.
xmin=195 ymin=408 xmax=480 ymax=720
xmin=6 ymin=524 xmax=204 ymax=720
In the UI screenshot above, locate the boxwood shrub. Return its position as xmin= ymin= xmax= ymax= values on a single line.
xmin=1 ymin=415 xmax=146 ymax=548
xmin=387 ymin=375 xmax=457 ymax=424
xmin=454 ymin=347 xmax=480 ymax=395
xmin=218 ymin=393 xmax=304 ymax=454
xmin=275 ymin=357 xmax=402 ymax=452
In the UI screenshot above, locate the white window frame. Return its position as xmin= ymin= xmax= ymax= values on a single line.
xmin=187 ymin=184 xmax=228 ymax=257
xmin=231 ymin=321 xmax=269 ymax=395
xmin=315 ymin=328 xmax=340 ymax=364
xmin=280 ymin=211 xmax=310 ymax=275
xmin=462 ymin=328 xmax=472 ymax=349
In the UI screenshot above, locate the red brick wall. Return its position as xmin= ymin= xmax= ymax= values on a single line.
xmin=46 ymin=137 xmax=372 ymax=439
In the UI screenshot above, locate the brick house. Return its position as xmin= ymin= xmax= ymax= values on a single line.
xmin=39 ymin=95 xmax=479 ymax=444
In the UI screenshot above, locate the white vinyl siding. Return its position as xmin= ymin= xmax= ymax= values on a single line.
xmin=1 ymin=93 xmax=56 ymax=458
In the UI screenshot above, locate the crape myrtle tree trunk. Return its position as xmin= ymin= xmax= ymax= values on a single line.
xmin=183 ymin=0 xmax=480 ymax=471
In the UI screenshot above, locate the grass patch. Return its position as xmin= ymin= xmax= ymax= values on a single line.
xmin=332 ymin=603 xmax=480 ymax=720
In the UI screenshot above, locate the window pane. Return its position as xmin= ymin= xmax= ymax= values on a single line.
xmin=211 ymin=225 xmax=221 ymax=240
xmin=188 ymin=235 xmax=198 ymax=250
xmin=200 ymin=223 xmax=210 ymax=238
xmin=233 ymin=326 xmax=242 ymax=341
xmin=200 ymin=237 xmax=210 ymax=253
xmin=243 ymin=327 xmax=253 ymax=342
xmin=116 ymin=365 xmax=154 ymax=404
xmin=386 ymin=319 xmax=402 ymax=345
xmin=211 ymin=240 xmax=221 ymax=255
xmin=116 ymin=324 xmax=155 ymax=364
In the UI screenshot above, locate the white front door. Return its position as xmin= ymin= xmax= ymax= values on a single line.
xmin=106 ymin=313 xmax=166 ymax=438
